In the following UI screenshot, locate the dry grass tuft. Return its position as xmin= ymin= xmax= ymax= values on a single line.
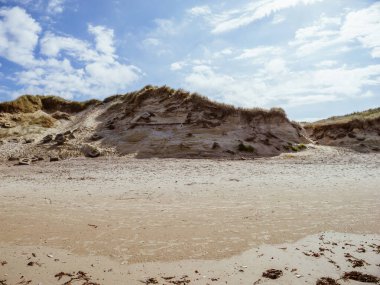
xmin=9 ymin=113 xmax=56 ymax=128
xmin=27 ymin=115 xmax=56 ymax=128
xmin=0 ymin=95 xmax=100 ymax=114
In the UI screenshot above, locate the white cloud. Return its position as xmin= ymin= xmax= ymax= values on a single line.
xmin=340 ymin=2 xmax=380 ymax=58
xmin=272 ymin=14 xmax=286 ymax=24
xmin=154 ymin=19 xmax=179 ymax=36
xmin=0 ymin=7 xmax=141 ymax=99
xmin=209 ymin=0 xmax=324 ymax=34
xmin=142 ymin=38 xmax=161 ymax=47
xmin=265 ymin=58 xmax=287 ymax=74
xmin=88 ymin=24 xmax=115 ymax=57
xmin=235 ymin=46 xmax=282 ymax=60
xmin=183 ymin=63 xmax=380 ymax=108
xmin=40 ymin=32 xmax=98 ymax=61
xmin=170 ymin=61 xmax=187 ymax=71
xmin=291 ymin=15 xmax=341 ymax=56
xmin=292 ymin=3 xmax=380 ymax=58
xmin=184 ymin=65 xmax=246 ymax=104
xmin=315 ymin=60 xmax=338 ymax=68
xmin=0 ymin=6 xmax=41 ymax=66
xmin=188 ymin=5 xmax=211 ymax=16
xmin=47 ymin=0 xmax=65 ymax=14
xmin=141 ymin=18 xmax=185 ymax=55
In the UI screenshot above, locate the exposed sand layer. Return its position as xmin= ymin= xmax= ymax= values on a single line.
xmin=0 ymin=146 xmax=379 ymax=283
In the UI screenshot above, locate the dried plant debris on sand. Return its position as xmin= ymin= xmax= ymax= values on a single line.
xmin=54 ymin=271 xmax=100 ymax=285
xmin=141 ymin=277 xmax=159 ymax=284
xmin=316 ymin=277 xmax=340 ymax=285
xmin=142 ymin=275 xmax=191 ymax=285
xmin=344 ymin=252 xmax=369 ymax=268
xmin=342 ymin=271 xmax=379 ymax=283
xmin=262 ymin=269 xmax=283 ymax=279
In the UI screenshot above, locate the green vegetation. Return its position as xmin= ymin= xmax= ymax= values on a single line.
xmin=283 ymin=143 xmax=307 ymax=152
xmin=238 ymin=142 xmax=255 ymax=152
xmin=290 ymin=143 xmax=307 ymax=152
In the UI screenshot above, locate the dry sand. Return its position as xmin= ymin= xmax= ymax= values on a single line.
xmin=0 ymin=146 xmax=379 ymax=284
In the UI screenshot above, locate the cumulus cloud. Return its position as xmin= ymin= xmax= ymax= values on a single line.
xmin=183 ymin=63 xmax=380 ymax=108
xmin=40 ymin=32 xmax=98 ymax=61
xmin=0 ymin=7 xmax=141 ymax=99
xmin=88 ymin=24 xmax=115 ymax=57
xmin=292 ymin=2 xmax=380 ymax=57
xmin=152 ymin=1 xmax=380 ymax=112
xmin=340 ymin=2 xmax=380 ymax=58
xmin=0 ymin=6 xmax=41 ymax=66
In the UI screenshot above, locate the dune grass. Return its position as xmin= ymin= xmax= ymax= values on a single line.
xmin=0 ymin=95 xmax=100 ymax=114
xmin=306 ymin=108 xmax=380 ymax=127
xmin=104 ymin=85 xmax=289 ymax=122
xmin=2 ymin=86 xmax=291 ymax=123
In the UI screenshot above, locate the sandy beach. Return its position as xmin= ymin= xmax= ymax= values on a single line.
xmin=0 ymin=145 xmax=379 ymax=284
xmin=1 ymin=0 xmax=380 ymax=283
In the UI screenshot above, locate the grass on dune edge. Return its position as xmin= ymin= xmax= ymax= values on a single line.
xmin=305 ymin=108 xmax=380 ymax=128
xmin=0 ymin=85 xmax=290 ymax=123
xmin=0 ymin=95 xmax=100 ymax=114
xmin=104 ymin=85 xmax=290 ymax=122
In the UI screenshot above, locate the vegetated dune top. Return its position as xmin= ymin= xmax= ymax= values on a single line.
xmin=306 ymin=107 xmax=380 ymax=127
xmin=0 ymin=85 xmax=288 ymax=121
xmin=304 ymin=107 xmax=380 ymax=152
xmin=0 ymin=95 xmax=100 ymax=114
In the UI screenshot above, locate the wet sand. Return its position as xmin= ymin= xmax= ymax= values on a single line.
xmin=0 ymin=146 xmax=379 ymax=284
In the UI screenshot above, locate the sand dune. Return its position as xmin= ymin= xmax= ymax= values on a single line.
xmin=0 ymin=86 xmax=308 ymax=161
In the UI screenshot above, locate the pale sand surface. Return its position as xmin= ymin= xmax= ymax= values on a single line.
xmin=0 ymin=146 xmax=379 ymax=284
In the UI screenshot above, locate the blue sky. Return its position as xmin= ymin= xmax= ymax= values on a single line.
xmin=0 ymin=0 xmax=379 ymax=120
